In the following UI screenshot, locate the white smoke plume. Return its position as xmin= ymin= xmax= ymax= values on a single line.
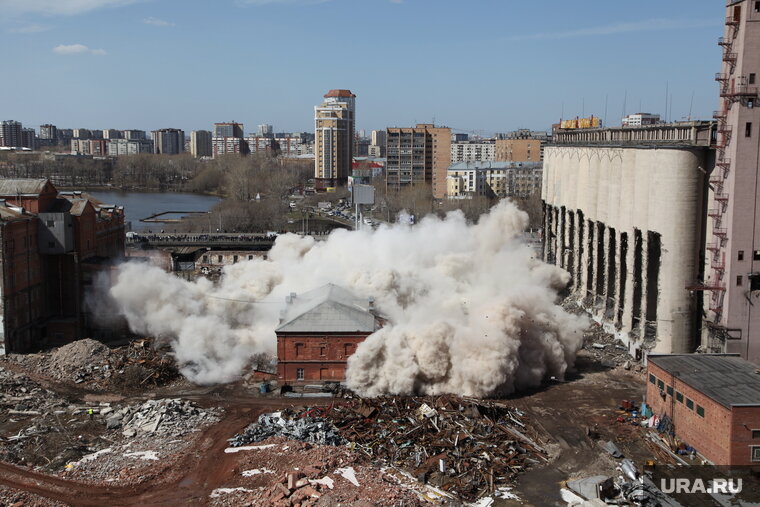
xmin=106 ymin=200 xmax=587 ymax=396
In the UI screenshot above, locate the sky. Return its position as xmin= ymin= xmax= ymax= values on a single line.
xmin=0 ymin=0 xmax=726 ymax=136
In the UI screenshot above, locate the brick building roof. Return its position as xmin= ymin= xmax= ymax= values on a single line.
xmin=276 ymin=284 xmax=378 ymax=334
xmin=0 ymin=178 xmax=49 ymax=195
xmin=324 ymin=89 xmax=355 ymax=98
xmin=649 ymin=354 xmax=760 ymax=407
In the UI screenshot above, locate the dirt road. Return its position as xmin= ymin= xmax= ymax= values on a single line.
xmin=0 ymin=395 xmax=310 ymax=506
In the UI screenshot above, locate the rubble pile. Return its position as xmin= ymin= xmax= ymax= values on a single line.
xmin=241 ymin=396 xmax=544 ymax=502
xmin=106 ymin=398 xmax=221 ymax=438
xmin=212 ymin=438 xmax=427 ymax=507
xmin=228 ymin=412 xmax=345 ymax=447
xmin=0 ymin=366 xmax=61 ymax=414
xmin=326 ymin=396 xmax=545 ymax=501
xmin=582 ymin=323 xmax=632 ymax=368
xmin=562 ymin=296 xmax=637 ymax=369
xmin=5 ymin=337 xmax=180 ymax=389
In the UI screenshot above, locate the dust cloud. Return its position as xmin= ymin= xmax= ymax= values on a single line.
xmin=106 ymin=200 xmax=587 ymax=396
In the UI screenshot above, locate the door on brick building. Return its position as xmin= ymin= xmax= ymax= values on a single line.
xmin=320 ymin=368 xmax=329 ymax=380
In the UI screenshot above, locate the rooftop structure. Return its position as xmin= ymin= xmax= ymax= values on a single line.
xmin=648 ymin=354 xmax=760 ymax=407
xmin=551 ymin=121 xmax=714 ymax=147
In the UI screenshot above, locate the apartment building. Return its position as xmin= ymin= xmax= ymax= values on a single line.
xmin=446 ymin=161 xmax=542 ymax=199
xmin=385 ymin=123 xmax=451 ymax=198
xmin=0 ymin=121 xmax=23 ymax=148
xmin=152 ymin=128 xmax=185 ymax=155
xmin=107 ymin=139 xmax=154 ymax=156
xmin=122 ymin=130 xmax=147 ymax=141
xmin=102 ymin=129 xmax=123 ymax=139
xmin=39 ymin=124 xmax=57 ymax=141
xmin=314 ymin=90 xmax=356 ymax=188
xmin=190 ymin=130 xmax=212 ymax=158
xmin=71 ymin=139 xmax=108 ymax=156
xmin=495 ymin=130 xmax=548 ymax=162
xmin=213 ymin=122 xmax=247 ymax=157
xmin=450 ymin=141 xmax=496 ymax=162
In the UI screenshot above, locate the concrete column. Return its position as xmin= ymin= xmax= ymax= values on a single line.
xmin=543 ymin=203 xmax=552 ymax=263
xmin=639 ymin=233 xmax=650 ymax=344
xmin=557 ymin=207 xmax=565 ymax=270
xmin=613 ymin=228 xmax=623 ymax=325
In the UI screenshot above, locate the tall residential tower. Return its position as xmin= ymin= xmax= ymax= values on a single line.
xmin=314 ymin=89 xmax=356 ymax=188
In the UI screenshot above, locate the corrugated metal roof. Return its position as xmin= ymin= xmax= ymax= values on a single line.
xmin=276 ymin=284 xmax=378 ymax=334
xmin=648 ymin=354 xmax=760 ymax=407
xmin=0 ymin=178 xmax=50 ymax=195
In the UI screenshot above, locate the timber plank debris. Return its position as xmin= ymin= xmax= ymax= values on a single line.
xmin=230 ymin=395 xmax=545 ymax=502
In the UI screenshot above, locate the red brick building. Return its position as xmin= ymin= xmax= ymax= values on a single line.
xmin=646 ymin=354 xmax=760 ymax=466
xmin=0 ymin=179 xmax=125 ymax=353
xmin=276 ymin=284 xmax=380 ymax=383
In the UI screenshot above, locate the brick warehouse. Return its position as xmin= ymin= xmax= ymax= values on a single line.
xmin=0 ymin=179 xmax=125 ymax=353
xmin=276 ymin=284 xmax=381 ymax=383
xmin=646 ymin=354 xmax=760 ymax=466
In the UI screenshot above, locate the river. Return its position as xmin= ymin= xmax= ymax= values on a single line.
xmin=89 ymin=191 xmax=221 ymax=232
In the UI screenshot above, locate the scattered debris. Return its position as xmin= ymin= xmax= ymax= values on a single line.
xmin=4 ymin=338 xmax=180 ymax=391
xmin=230 ymin=396 xmax=544 ymax=502
xmin=228 ymin=411 xmax=344 ymax=447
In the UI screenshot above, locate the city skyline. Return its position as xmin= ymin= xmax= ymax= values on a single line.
xmin=1 ymin=0 xmax=722 ymax=134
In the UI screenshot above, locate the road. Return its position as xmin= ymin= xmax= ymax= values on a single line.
xmin=0 ymin=391 xmax=314 ymax=505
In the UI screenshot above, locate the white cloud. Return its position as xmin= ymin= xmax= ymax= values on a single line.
xmin=508 ymin=18 xmax=718 ymax=41
xmin=142 ymin=16 xmax=173 ymax=26
xmin=0 ymin=0 xmax=141 ymax=16
xmin=53 ymin=44 xmax=107 ymax=55
xmin=8 ymin=24 xmax=51 ymax=33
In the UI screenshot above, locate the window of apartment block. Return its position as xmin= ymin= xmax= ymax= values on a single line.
xmin=676 ymin=391 xmax=684 ymax=403
xmin=319 ymin=346 xmax=326 ymax=357
xmin=739 ymin=250 xmax=745 ymax=261
xmin=649 ymin=374 xmax=656 ymax=385
xmin=751 ymin=73 xmax=757 ymax=85
xmin=296 ymin=368 xmax=304 ymax=380
xmin=738 ymin=276 xmax=743 ymax=286
xmin=295 ymin=343 xmax=304 ymax=357
xmin=657 ymin=379 xmax=665 ymax=391
xmin=754 ymin=250 xmax=760 ymax=261
xmin=233 ymin=255 xmax=238 ymax=263
xmin=746 ymin=122 xmax=753 ymax=137
xmin=753 ymin=446 xmax=760 ymax=463
xmin=755 ymin=1 xmax=760 ymax=13
xmin=666 ymin=386 xmax=674 ymax=397
xmin=686 ymin=398 xmax=694 ymax=410
xmin=217 ymin=255 xmax=222 ymax=263
xmin=696 ymin=405 xmax=705 ymax=417
xmin=752 ymin=430 xmax=760 ymax=439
